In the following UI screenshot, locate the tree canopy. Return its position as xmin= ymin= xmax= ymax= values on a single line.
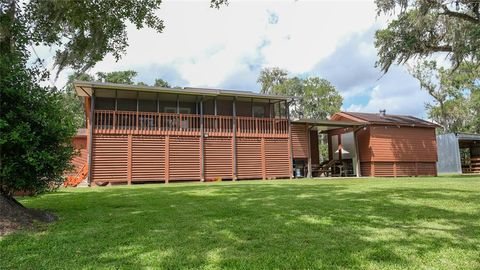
xmin=374 ymin=0 xmax=480 ymax=73
xmin=257 ymin=68 xmax=343 ymax=120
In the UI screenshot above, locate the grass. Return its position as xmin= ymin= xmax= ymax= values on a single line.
xmin=1 ymin=175 xmax=480 ymax=269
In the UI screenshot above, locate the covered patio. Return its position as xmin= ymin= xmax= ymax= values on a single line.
xmin=292 ymin=119 xmax=363 ymax=178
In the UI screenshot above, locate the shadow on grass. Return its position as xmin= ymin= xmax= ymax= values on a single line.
xmin=2 ymin=179 xmax=480 ymax=269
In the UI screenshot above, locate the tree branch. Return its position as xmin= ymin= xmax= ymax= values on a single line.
xmin=440 ymin=5 xmax=479 ymax=24
xmin=425 ymin=45 xmax=453 ymax=52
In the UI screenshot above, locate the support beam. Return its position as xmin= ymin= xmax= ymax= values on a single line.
xmin=261 ymin=137 xmax=266 ymax=180
xmin=232 ymin=97 xmax=237 ymax=180
xmin=353 ymin=128 xmax=361 ymax=177
xmin=200 ymin=98 xmax=205 ymax=182
xmin=127 ymin=134 xmax=132 ymax=185
xmin=307 ymin=125 xmax=312 ymax=179
xmin=165 ymin=136 xmax=170 ymax=183
xmin=286 ymin=101 xmax=293 ymax=178
xmin=87 ymin=95 xmax=95 ymax=186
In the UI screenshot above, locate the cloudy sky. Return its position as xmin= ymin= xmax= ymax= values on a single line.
xmin=46 ymin=0 xmax=433 ymax=118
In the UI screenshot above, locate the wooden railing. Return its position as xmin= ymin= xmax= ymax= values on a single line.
xmin=94 ymin=110 xmax=288 ymax=137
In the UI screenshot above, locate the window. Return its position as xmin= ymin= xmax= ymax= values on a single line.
xmin=95 ymin=97 xmax=115 ymax=110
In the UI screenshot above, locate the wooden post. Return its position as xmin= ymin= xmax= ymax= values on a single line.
xmin=232 ymin=97 xmax=237 ymax=180
xmin=200 ymin=98 xmax=205 ymax=181
xmin=371 ymin=162 xmax=375 ymax=177
xmin=87 ymin=95 xmax=95 ymax=186
xmin=286 ymin=100 xmax=293 ymax=179
xmin=394 ymin=162 xmax=397 ymax=178
xmin=261 ymin=137 xmax=266 ymax=180
xmin=165 ymin=135 xmax=170 ymax=183
xmin=307 ymin=125 xmax=312 ymax=179
xmin=127 ymin=134 xmax=132 ymax=185
xmin=353 ymin=128 xmax=361 ymax=177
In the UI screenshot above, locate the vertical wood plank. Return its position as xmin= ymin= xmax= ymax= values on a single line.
xmin=261 ymin=137 xmax=266 ymax=180
xmin=127 ymin=134 xmax=132 ymax=185
xmin=165 ymin=135 xmax=170 ymax=183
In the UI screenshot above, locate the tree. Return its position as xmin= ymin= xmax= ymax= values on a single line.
xmin=154 ymin=78 xmax=171 ymax=88
xmin=258 ymin=67 xmax=288 ymax=94
xmin=410 ymin=60 xmax=480 ymax=133
xmin=257 ymin=68 xmax=343 ymax=120
xmin=96 ymin=70 xmax=138 ymax=85
xmin=0 ymin=0 xmax=225 ymax=206
xmin=374 ymin=0 xmax=480 ymax=72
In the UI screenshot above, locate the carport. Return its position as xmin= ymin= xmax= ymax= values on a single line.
xmin=292 ymin=119 xmax=363 ymax=178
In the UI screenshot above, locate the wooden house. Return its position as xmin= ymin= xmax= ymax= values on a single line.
xmin=71 ymin=82 xmax=439 ymax=186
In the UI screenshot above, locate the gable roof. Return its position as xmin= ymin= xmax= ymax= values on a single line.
xmin=331 ymin=112 xmax=440 ymax=128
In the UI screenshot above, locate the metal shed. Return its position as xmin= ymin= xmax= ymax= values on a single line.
xmin=437 ymin=133 xmax=480 ymax=174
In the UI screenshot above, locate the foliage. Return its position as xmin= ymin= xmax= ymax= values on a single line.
xmin=154 ymin=78 xmax=171 ymax=88
xmin=2 ymin=176 xmax=480 ymax=268
xmin=410 ymin=60 xmax=480 ymax=133
xmin=96 ymin=70 xmax=138 ymax=85
xmin=374 ymin=0 xmax=480 ymax=72
xmin=257 ymin=67 xmax=343 ymax=120
xmin=0 ymin=18 xmax=77 ymax=196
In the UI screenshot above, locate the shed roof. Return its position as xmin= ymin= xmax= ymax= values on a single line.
xmin=74 ymin=81 xmax=294 ymax=101
xmin=331 ymin=112 xmax=440 ymax=128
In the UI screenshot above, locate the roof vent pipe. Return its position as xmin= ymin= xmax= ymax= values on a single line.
xmin=379 ymin=109 xmax=386 ymax=116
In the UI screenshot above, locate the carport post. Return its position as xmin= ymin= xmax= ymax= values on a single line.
xmin=307 ymin=125 xmax=312 ymax=178
xmin=353 ymin=126 xmax=362 ymax=177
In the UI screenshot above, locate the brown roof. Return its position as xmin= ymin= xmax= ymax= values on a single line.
xmin=331 ymin=112 xmax=440 ymax=128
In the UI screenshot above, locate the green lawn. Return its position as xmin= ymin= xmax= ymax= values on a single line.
xmin=1 ymin=176 xmax=480 ymax=269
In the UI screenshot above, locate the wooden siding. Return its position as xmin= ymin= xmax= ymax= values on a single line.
xmin=169 ymin=136 xmax=201 ymax=181
xmin=265 ymin=138 xmax=290 ymax=178
xmin=131 ymin=136 xmax=165 ymax=181
xmin=204 ymin=137 xmax=233 ymax=180
xmin=360 ymin=161 xmax=437 ymax=177
xmin=92 ymin=135 xmax=128 ymax=182
xmin=291 ymin=124 xmax=308 ymax=158
xmin=237 ymin=138 xmax=263 ymax=179
xmin=369 ymin=126 xmax=437 ymax=162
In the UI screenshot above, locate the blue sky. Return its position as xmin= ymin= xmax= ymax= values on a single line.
xmin=43 ymin=0 xmax=433 ymax=118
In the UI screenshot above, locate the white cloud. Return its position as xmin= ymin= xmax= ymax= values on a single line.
xmin=37 ymin=0 xmax=431 ymax=117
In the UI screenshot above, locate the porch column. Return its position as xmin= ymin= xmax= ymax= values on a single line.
xmin=232 ymin=97 xmax=237 ymax=180
xmin=87 ymin=94 xmax=95 ymax=186
xmin=354 ymin=127 xmax=362 ymax=177
xmin=307 ymin=125 xmax=312 ymax=178
xmin=200 ymin=97 xmax=205 ymax=181
xmin=286 ymin=100 xmax=293 ymax=178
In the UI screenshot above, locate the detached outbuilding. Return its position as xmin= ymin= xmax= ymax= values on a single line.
xmin=437 ymin=133 xmax=480 ymax=174
xmin=326 ymin=111 xmax=439 ymax=177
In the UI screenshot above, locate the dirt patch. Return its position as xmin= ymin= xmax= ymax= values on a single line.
xmin=0 ymin=194 xmax=57 ymax=236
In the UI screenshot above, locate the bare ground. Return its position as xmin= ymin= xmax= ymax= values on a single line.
xmin=0 ymin=194 xmax=56 ymax=236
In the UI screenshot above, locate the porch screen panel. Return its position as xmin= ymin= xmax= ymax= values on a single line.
xmin=169 ymin=136 xmax=201 ymax=180
xmin=204 ymin=137 xmax=233 ymax=180
xmin=132 ymin=136 xmax=165 ymax=181
xmin=92 ymin=135 xmax=128 ymax=182
xmin=265 ymin=138 xmax=290 ymax=178
xmin=237 ymin=138 xmax=262 ymax=179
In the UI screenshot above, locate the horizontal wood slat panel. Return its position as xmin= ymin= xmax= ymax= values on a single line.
xmin=92 ymin=135 xmax=128 ymax=182
xmin=237 ymin=138 xmax=262 ymax=179
xmin=169 ymin=136 xmax=201 ymax=181
xmin=205 ymin=137 xmax=233 ymax=180
xmin=291 ymin=124 xmax=308 ymax=158
xmin=132 ymin=136 xmax=165 ymax=181
xmin=369 ymin=126 xmax=437 ymax=162
xmin=265 ymin=138 xmax=290 ymax=178
xmin=360 ymin=162 xmax=436 ymax=177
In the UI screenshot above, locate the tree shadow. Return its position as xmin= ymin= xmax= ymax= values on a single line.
xmin=2 ymin=179 xmax=480 ymax=269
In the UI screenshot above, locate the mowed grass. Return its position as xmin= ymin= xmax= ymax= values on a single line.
xmin=1 ymin=176 xmax=480 ymax=269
